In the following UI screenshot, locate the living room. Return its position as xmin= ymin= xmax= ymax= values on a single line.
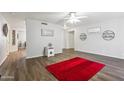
xmin=0 ymin=0 xmax=124 ymax=92
xmin=0 ymin=12 xmax=124 ymax=81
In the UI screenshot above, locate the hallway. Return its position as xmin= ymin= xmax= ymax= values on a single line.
xmin=0 ymin=49 xmax=26 ymax=80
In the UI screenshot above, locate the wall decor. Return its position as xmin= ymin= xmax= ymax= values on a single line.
xmin=12 ymin=30 xmax=16 ymax=45
xmin=102 ymin=30 xmax=115 ymax=41
xmin=80 ymin=33 xmax=87 ymax=41
xmin=41 ymin=28 xmax=54 ymax=36
xmin=87 ymin=27 xmax=101 ymax=33
xmin=3 ymin=24 xmax=8 ymax=37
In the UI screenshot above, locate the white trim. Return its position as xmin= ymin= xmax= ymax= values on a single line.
xmin=26 ymin=55 xmax=42 ymax=59
xmin=76 ymin=49 xmax=124 ymax=60
xmin=26 ymin=52 xmax=63 ymax=59
xmin=0 ymin=55 xmax=7 ymax=66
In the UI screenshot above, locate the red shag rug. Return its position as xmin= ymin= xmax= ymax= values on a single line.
xmin=46 ymin=57 xmax=105 ymax=81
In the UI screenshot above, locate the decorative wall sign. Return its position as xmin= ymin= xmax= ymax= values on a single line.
xmin=41 ymin=28 xmax=54 ymax=36
xmin=3 ymin=24 xmax=8 ymax=37
xmin=12 ymin=30 xmax=16 ymax=45
xmin=102 ymin=30 xmax=115 ymax=41
xmin=80 ymin=33 xmax=87 ymax=41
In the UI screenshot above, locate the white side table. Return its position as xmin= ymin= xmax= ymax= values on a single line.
xmin=45 ymin=47 xmax=55 ymax=57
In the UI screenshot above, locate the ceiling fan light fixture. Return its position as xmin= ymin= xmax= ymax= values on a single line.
xmin=65 ymin=12 xmax=86 ymax=25
xmin=66 ymin=18 xmax=80 ymax=24
xmin=64 ymin=12 xmax=88 ymax=26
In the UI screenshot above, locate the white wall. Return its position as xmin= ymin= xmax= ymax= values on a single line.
xmin=0 ymin=14 xmax=9 ymax=65
xmin=75 ymin=18 xmax=124 ymax=59
xmin=26 ymin=19 xmax=64 ymax=58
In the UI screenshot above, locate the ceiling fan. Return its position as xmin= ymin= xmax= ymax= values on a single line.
xmin=64 ymin=12 xmax=88 ymax=24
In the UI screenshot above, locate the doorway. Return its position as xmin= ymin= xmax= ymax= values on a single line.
xmin=18 ymin=31 xmax=26 ymax=50
xmin=68 ymin=31 xmax=74 ymax=49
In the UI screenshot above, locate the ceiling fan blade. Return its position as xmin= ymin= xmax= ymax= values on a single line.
xmin=64 ymin=16 xmax=88 ymax=19
xmin=64 ymin=17 xmax=70 ymax=19
xmin=76 ymin=16 xmax=88 ymax=19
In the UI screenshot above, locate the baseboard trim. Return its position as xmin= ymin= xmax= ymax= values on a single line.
xmin=76 ymin=50 xmax=124 ymax=60
xmin=26 ymin=52 xmax=63 ymax=60
xmin=0 ymin=55 xmax=7 ymax=66
xmin=26 ymin=55 xmax=42 ymax=60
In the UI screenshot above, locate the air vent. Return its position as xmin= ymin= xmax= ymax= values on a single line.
xmin=41 ymin=22 xmax=48 ymax=25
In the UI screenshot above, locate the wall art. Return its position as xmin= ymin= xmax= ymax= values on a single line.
xmin=12 ymin=30 xmax=16 ymax=45
xmin=80 ymin=33 xmax=87 ymax=41
xmin=41 ymin=28 xmax=54 ymax=36
xmin=3 ymin=24 xmax=8 ymax=37
xmin=102 ymin=30 xmax=115 ymax=41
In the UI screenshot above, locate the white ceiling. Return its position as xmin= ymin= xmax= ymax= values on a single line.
xmin=1 ymin=12 xmax=69 ymax=26
xmin=1 ymin=12 xmax=124 ymax=27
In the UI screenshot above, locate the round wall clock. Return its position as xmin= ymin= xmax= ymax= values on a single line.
xmin=80 ymin=33 xmax=87 ymax=41
xmin=102 ymin=30 xmax=115 ymax=41
xmin=3 ymin=24 xmax=8 ymax=37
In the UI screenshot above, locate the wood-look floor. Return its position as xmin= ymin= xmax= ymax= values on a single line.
xmin=1 ymin=49 xmax=124 ymax=81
